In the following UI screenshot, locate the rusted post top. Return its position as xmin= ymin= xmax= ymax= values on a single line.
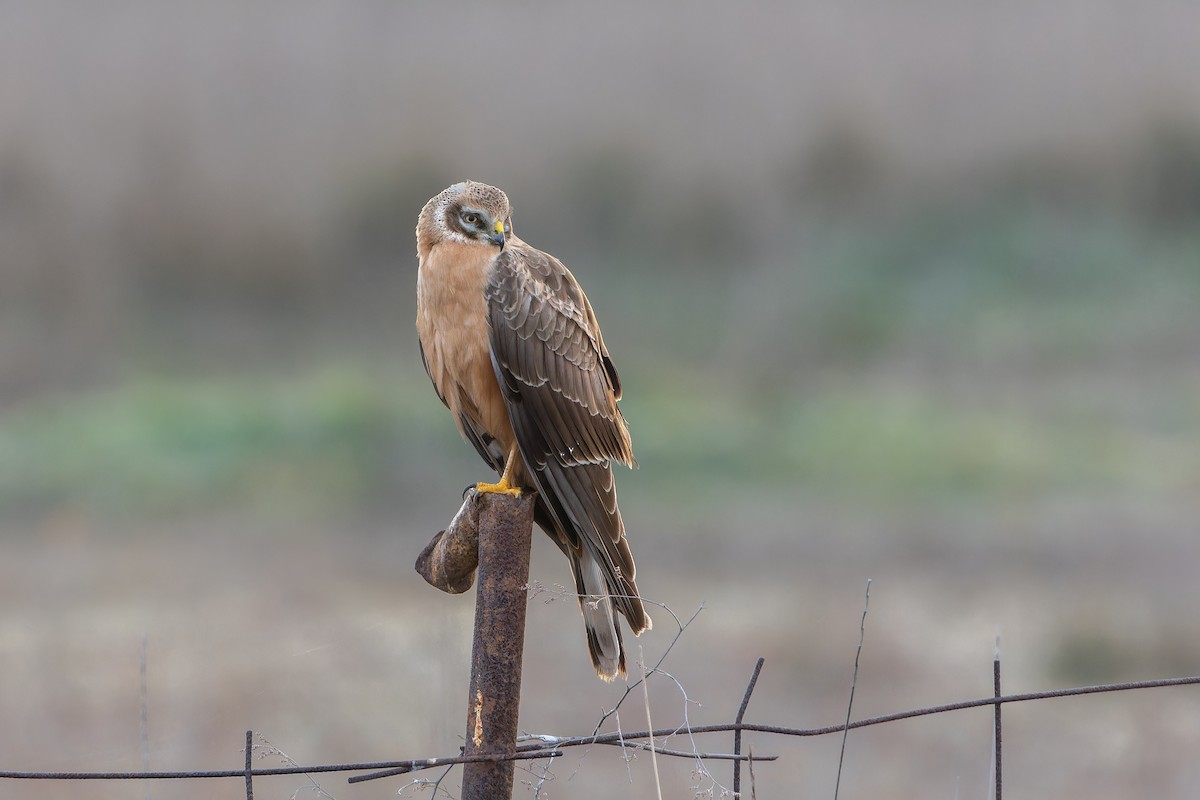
xmin=416 ymin=489 xmax=536 ymax=800
xmin=461 ymin=491 xmax=535 ymax=800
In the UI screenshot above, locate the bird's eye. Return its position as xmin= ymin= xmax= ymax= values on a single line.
xmin=462 ymin=213 xmax=480 ymax=226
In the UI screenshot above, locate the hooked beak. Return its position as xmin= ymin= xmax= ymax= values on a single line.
xmin=488 ymin=219 xmax=506 ymax=248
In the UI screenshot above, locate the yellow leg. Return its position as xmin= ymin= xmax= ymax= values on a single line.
xmin=476 ymin=446 xmax=523 ymax=497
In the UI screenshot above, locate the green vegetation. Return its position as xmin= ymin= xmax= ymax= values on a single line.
xmin=2 ymin=202 xmax=1196 ymax=522
xmin=629 ymin=381 xmax=1199 ymax=507
xmin=0 ymin=370 xmax=412 ymax=519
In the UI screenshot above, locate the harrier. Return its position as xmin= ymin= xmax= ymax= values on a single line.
xmin=415 ymin=181 xmax=650 ymax=680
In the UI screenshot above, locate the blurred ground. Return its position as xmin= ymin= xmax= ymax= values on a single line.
xmin=1 ymin=2 xmax=1199 ymax=798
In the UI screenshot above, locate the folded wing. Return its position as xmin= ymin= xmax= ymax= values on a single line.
xmin=485 ymin=245 xmax=649 ymax=653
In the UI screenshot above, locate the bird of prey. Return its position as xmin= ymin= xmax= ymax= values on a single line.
xmin=415 ymin=180 xmax=650 ymax=680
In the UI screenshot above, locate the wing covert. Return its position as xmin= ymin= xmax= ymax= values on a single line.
xmin=486 ymin=245 xmax=633 ymax=469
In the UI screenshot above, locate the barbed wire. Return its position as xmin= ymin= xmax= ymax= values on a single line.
xmin=3 ymin=590 xmax=1198 ymax=798
xmin=5 ymin=670 xmax=1197 ymax=789
xmin=3 ymin=675 xmax=1197 ymax=787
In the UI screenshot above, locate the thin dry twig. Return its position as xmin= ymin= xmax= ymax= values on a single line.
xmin=591 ymin=600 xmax=704 ymax=737
xmin=140 ymin=637 xmax=151 ymax=800
xmin=396 ymin=764 xmax=456 ymax=799
xmin=747 ymin=743 xmax=757 ymax=800
xmin=253 ymin=735 xmax=336 ymax=800
xmin=650 ymin=665 xmax=726 ymax=795
xmin=640 ymin=646 xmax=664 ymax=800
xmin=525 ymin=751 xmax=557 ymax=799
xmin=835 ymin=578 xmax=871 ymax=800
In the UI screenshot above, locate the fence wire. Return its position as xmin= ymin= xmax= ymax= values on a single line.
xmin=2 ymin=669 xmax=1197 ymax=798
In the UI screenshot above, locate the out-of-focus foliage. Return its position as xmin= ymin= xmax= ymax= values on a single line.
xmin=0 ymin=371 xmax=407 ymax=520
xmin=3 ymin=201 xmax=1196 ymax=522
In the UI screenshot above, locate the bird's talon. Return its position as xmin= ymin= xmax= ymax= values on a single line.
xmin=475 ymin=479 xmax=522 ymax=498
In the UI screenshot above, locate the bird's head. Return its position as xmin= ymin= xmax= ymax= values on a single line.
xmin=418 ymin=180 xmax=513 ymax=251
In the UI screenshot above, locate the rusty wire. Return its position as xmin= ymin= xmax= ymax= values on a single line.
xmin=1 ymin=671 xmax=1196 ymax=795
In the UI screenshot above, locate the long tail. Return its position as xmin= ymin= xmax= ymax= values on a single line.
xmin=533 ymin=499 xmax=650 ymax=680
xmin=574 ymin=548 xmax=626 ymax=680
xmin=529 ymin=465 xmax=652 ymax=680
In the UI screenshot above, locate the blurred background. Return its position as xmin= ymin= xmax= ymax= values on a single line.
xmin=2 ymin=2 xmax=1199 ymax=798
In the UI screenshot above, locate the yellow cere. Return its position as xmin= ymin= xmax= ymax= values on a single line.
xmin=494 ymin=219 xmax=505 ymax=234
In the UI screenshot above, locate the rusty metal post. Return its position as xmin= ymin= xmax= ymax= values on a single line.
xmin=460 ymin=491 xmax=535 ymax=800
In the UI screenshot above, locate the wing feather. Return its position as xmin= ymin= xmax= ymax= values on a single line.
xmin=488 ymin=246 xmax=633 ymax=466
xmin=486 ymin=244 xmax=647 ymax=635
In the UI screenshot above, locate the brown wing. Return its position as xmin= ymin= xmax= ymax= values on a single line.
xmin=485 ymin=244 xmax=648 ymax=637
